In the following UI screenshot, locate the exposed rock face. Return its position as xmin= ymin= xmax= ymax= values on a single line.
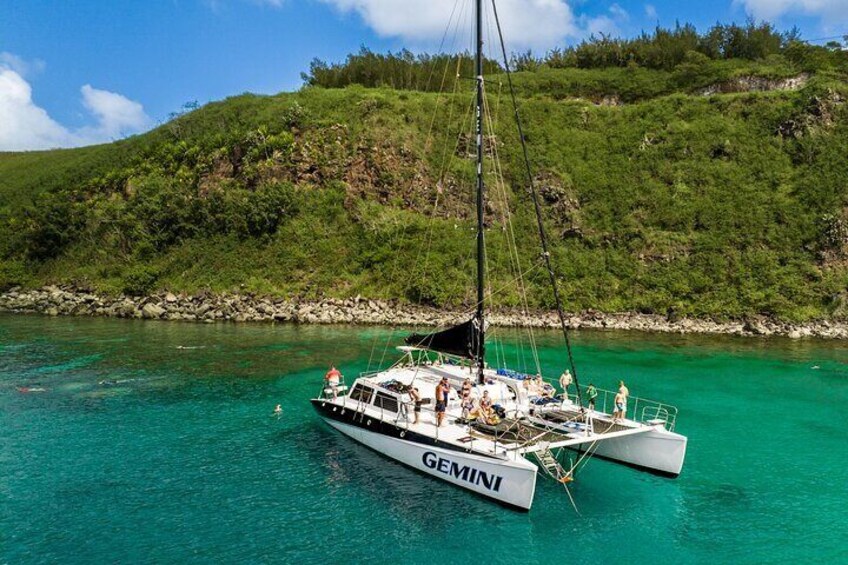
xmin=776 ymin=89 xmax=845 ymax=139
xmin=1 ymin=286 xmax=846 ymax=340
xmin=699 ymin=73 xmax=809 ymax=96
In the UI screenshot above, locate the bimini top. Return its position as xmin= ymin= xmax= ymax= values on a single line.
xmin=405 ymin=317 xmax=483 ymax=360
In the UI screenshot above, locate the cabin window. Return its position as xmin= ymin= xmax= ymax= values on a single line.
xmin=350 ymin=385 xmax=374 ymax=404
xmin=374 ymin=392 xmax=399 ymax=413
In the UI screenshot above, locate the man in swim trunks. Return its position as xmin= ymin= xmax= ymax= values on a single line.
xmin=613 ymin=391 xmax=626 ymax=420
xmin=409 ymin=386 xmax=422 ymax=424
xmin=559 ymin=369 xmax=572 ymax=399
xmin=435 ymin=377 xmax=450 ymax=427
xmin=325 ymin=366 xmax=342 ymax=399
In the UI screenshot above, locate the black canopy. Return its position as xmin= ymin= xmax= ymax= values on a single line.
xmin=405 ymin=318 xmax=483 ymax=360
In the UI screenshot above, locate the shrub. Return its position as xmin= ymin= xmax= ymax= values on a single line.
xmin=121 ymin=265 xmax=160 ymax=296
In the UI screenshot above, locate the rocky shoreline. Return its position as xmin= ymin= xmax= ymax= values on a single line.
xmin=1 ymin=286 xmax=846 ymax=340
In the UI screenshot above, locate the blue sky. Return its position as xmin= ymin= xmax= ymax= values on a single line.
xmin=1 ymin=0 xmax=846 ymax=150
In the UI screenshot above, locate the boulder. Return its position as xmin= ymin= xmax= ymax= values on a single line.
xmin=141 ymin=303 xmax=166 ymax=319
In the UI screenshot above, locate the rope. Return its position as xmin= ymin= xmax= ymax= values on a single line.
xmin=369 ymin=2 xmax=470 ymax=371
xmin=490 ymin=0 xmax=584 ymax=408
xmin=481 ymin=80 xmax=542 ymax=375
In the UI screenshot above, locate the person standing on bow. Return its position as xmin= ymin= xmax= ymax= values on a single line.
xmin=586 ymin=383 xmax=598 ymax=411
xmin=324 ymin=366 xmax=342 ymax=399
xmin=559 ymin=369 xmax=573 ymax=401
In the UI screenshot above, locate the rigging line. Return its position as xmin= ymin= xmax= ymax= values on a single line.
xmin=421 ymin=0 xmax=462 ymax=94
xmin=476 ymin=255 xmax=545 ymax=308
xmin=419 ymin=61 xmax=475 ymax=286
xmin=491 ymin=0 xmax=585 ymax=408
xmin=805 ymin=34 xmax=848 ymax=42
xmin=481 ymin=84 xmax=542 ymax=375
xmin=417 ymin=5 xmax=468 ymax=278
xmin=424 ymin=0 xmax=467 ymax=154
xmin=373 ymin=2 xmax=470 ymax=371
xmin=483 ymin=101 xmax=540 ymax=375
xmin=480 ymin=93 xmax=529 ymax=374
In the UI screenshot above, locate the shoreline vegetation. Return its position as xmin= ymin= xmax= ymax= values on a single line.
xmin=2 ymin=286 xmax=846 ymax=340
xmin=2 ymin=23 xmax=847 ymax=327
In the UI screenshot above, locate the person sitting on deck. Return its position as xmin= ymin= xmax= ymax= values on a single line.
xmin=477 ymin=391 xmax=499 ymax=425
xmin=435 ymin=377 xmax=450 ymax=427
xmin=324 ymin=366 xmax=342 ymax=399
xmin=479 ymin=389 xmax=492 ymax=412
xmin=526 ymin=374 xmax=544 ymax=397
xmin=461 ymin=378 xmax=473 ymax=400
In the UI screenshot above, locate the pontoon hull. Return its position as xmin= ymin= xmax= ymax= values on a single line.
xmin=574 ymin=426 xmax=687 ymax=477
xmin=319 ymin=416 xmax=538 ymax=510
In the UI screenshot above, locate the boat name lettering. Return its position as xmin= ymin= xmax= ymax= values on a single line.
xmin=421 ymin=452 xmax=503 ymax=492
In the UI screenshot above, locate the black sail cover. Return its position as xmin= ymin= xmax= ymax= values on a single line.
xmin=405 ymin=318 xmax=483 ymax=360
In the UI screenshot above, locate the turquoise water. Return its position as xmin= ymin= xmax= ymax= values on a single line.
xmin=2 ymin=313 xmax=847 ymax=564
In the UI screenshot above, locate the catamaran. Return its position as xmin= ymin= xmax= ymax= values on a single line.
xmin=311 ymin=0 xmax=687 ymax=511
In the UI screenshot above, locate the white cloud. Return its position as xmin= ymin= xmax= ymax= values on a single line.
xmin=0 ymin=59 xmax=150 ymax=151
xmin=0 ymin=68 xmax=76 ymax=151
xmin=579 ymin=3 xmax=630 ymax=38
xmin=609 ymin=3 xmax=629 ymax=21
xmin=79 ymin=84 xmax=150 ymax=140
xmin=0 ymin=52 xmax=46 ymax=78
xmin=582 ymin=14 xmax=619 ymax=37
xmin=736 ymin=0 xmax=848 ymax=25
xmin=644 ymin=3 xmax=658 ymax=20
xmin=319 ymin=0 xmax=580 ymax=51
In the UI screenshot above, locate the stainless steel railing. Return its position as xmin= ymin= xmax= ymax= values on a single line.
xmin=560 ymin=384 xmax=678 ymax=431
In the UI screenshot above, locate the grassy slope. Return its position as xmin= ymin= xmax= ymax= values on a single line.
xmin=1 ymin=63 xmax=847 ymax=322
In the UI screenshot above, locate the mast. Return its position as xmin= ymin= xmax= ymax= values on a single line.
xmin=474 ymin=0 xmax=486 ymax=384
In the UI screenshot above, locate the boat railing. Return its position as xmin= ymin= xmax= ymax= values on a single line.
xmin=566 ymin=384 xmax=678 ymax=432
xmin=319 ymin=374 xmax=349 ymax=401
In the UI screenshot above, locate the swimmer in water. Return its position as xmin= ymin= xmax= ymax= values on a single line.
xmin=273 ymin=404 xmax=283 ymax=417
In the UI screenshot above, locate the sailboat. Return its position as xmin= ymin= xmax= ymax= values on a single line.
xmin=311 ymin=0 xmax=687 ymax=511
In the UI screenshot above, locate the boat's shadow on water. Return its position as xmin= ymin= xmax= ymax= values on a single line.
xmin=278 ymin=422 xmax=520 ymax=522
xmin=275 ymin=418 xmax=687 ymax=527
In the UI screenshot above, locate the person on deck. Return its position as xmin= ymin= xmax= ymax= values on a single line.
xmin=586 ymin=383 xmax=598 ymax=411
xmin=479 ymin=389 xmax=492 ymax=411
xmin=479 ymin=390 xmax=496 ymax=424
xmin=613 ymin=391 xmax=626 ymax=421
xmin=435 ymin=377 xmax=450 ymax=427
xmin=460 ymin=379 xmax=473 ymax=420
xmin=535 ymin=374 xmax=545 ymax=390
xmin=461 ymin=378 xmax=473 ymax=400
xmin=619 ymin=380 xmax=629 ymax=399
xmin=559 ymin=369 xmax=573 ymax=399
xmin=324 ymin=366 xmax=342 ymax=399
xmin=409 ymin=386 xmax=422 ymax=425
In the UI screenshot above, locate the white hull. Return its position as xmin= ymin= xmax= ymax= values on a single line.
xmin=577 ymin=425 xmax=687 ymax=477
xmin=323 ymin=418 xmax=539 ymax=510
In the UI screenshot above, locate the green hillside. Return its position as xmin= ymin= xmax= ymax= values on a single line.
xmin=1 ymin=48 xmax=847 ymax=322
